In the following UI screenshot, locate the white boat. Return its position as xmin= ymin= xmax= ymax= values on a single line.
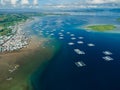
xmin=102 ymin=56 xmax=114 ymax=61
xmin=77 ymin=41 xmax=84 ymax=44
xmin=75 ymin=61 xmax=86 ymax=67
xmin=78 ymin=37 xmax=84 ymax=39
xmin=103 ymin=51 xmax=112 ymax=55
xmin=68 ymin=42 xmax=74 ymax=45
xmin=66 ymin=32 xmax=70 ymax=34
xmin=88 ymin=43 xmax=95 ymax=47
xmin=71 ymin=37 xmax=76 ymax=40
xmin=70 ymin=34 xmax=75 ymax=37
xmin=60 ymin=34 xmax=64 ymax=36
xmin=53 ymin=29 xmax=56 ymax=31
xmin=61 ymin=30 xmax=64 ymax=32
xmin=46 ymin=31 xmax=49 ymax=33
xmin=58 ymin=33 xmax=63 ymax=35
xmin=59 ymin=37 xmax=64 ymax=39
xmin=50 ymin=33 xmax=54 ymax=36
xmin=46 ymin=33 xmax=49 ymax=35
xmin=74 ymin=49 xmax=85 ymax=55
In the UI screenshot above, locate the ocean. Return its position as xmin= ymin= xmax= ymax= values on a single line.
xmin=31 ymin=14 xmax=120 ymax=90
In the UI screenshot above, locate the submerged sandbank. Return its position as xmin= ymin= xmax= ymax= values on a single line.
xmin=0 ymin=35 xmax=60 ymax=90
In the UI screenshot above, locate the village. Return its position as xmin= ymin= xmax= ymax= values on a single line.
xmin=0 ymin=20 xmax=30 ymax=53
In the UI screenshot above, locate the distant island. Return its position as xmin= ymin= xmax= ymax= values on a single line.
xmin=117 ymin=18 xmax=120 ymax=22
xmin=86 ymin=24 xmax=116 ymax=32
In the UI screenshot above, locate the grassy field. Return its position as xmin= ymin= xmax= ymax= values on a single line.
xmin=86 ymin=24 xmax=116 ymax=32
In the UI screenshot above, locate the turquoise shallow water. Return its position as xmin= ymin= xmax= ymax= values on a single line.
xmin=31 ymin=15 xmax=120 ymax=90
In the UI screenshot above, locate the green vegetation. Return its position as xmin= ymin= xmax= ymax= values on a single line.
xmin=0 ymin=14 xmax=29 ymax=27
xmin=117 ymin=18 xmax=120 ymax=22
xmin=0 ymin=14 xmax=30 ymax=36
xmin=0 ymin=12 xmax=62 ymax=36
xmin=86 ymin=24 xmax=116 ymax=32
xmin=0 ymin=28 xmax=12 ymax=36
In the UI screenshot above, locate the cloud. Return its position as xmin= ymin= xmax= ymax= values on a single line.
xmin=33 ymin=0 xmax=38 ymax=5
xmin=90 ymin=0 xmax=105 ymax=4
xmin=11 ymin=0 xmax=18 ymax=5
xmin=21 ymin=0 xmax=29 ymax=5
xmin=0 ymin=0 xmax=120 ymax=9
xmin=1 ymin=0 xmax=5 ymax=5
xmin=88 ymin=0 xmax=120 ymax=4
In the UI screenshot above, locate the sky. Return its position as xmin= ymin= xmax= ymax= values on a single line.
xmin=0 ymin=0 xmax=120 ymax=9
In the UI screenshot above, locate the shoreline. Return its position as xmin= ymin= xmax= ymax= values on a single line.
xmin=0 ymin=18 xmax=31 ymax=53
xmin=0 ymin=17 xmax=60 ymax=90
xmin=0 ymin=16 xmax=40 ymax=53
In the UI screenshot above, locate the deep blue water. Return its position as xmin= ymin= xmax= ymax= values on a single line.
xmin=32 ymin=15 xmax=120 ymax=90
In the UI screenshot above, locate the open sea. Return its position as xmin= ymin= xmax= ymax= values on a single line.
xmin=31 ymin=13 xmax=120 ymax=90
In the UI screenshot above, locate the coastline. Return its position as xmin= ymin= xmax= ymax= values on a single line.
xmin=0 ymin=17 xmax=60 ymax=90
